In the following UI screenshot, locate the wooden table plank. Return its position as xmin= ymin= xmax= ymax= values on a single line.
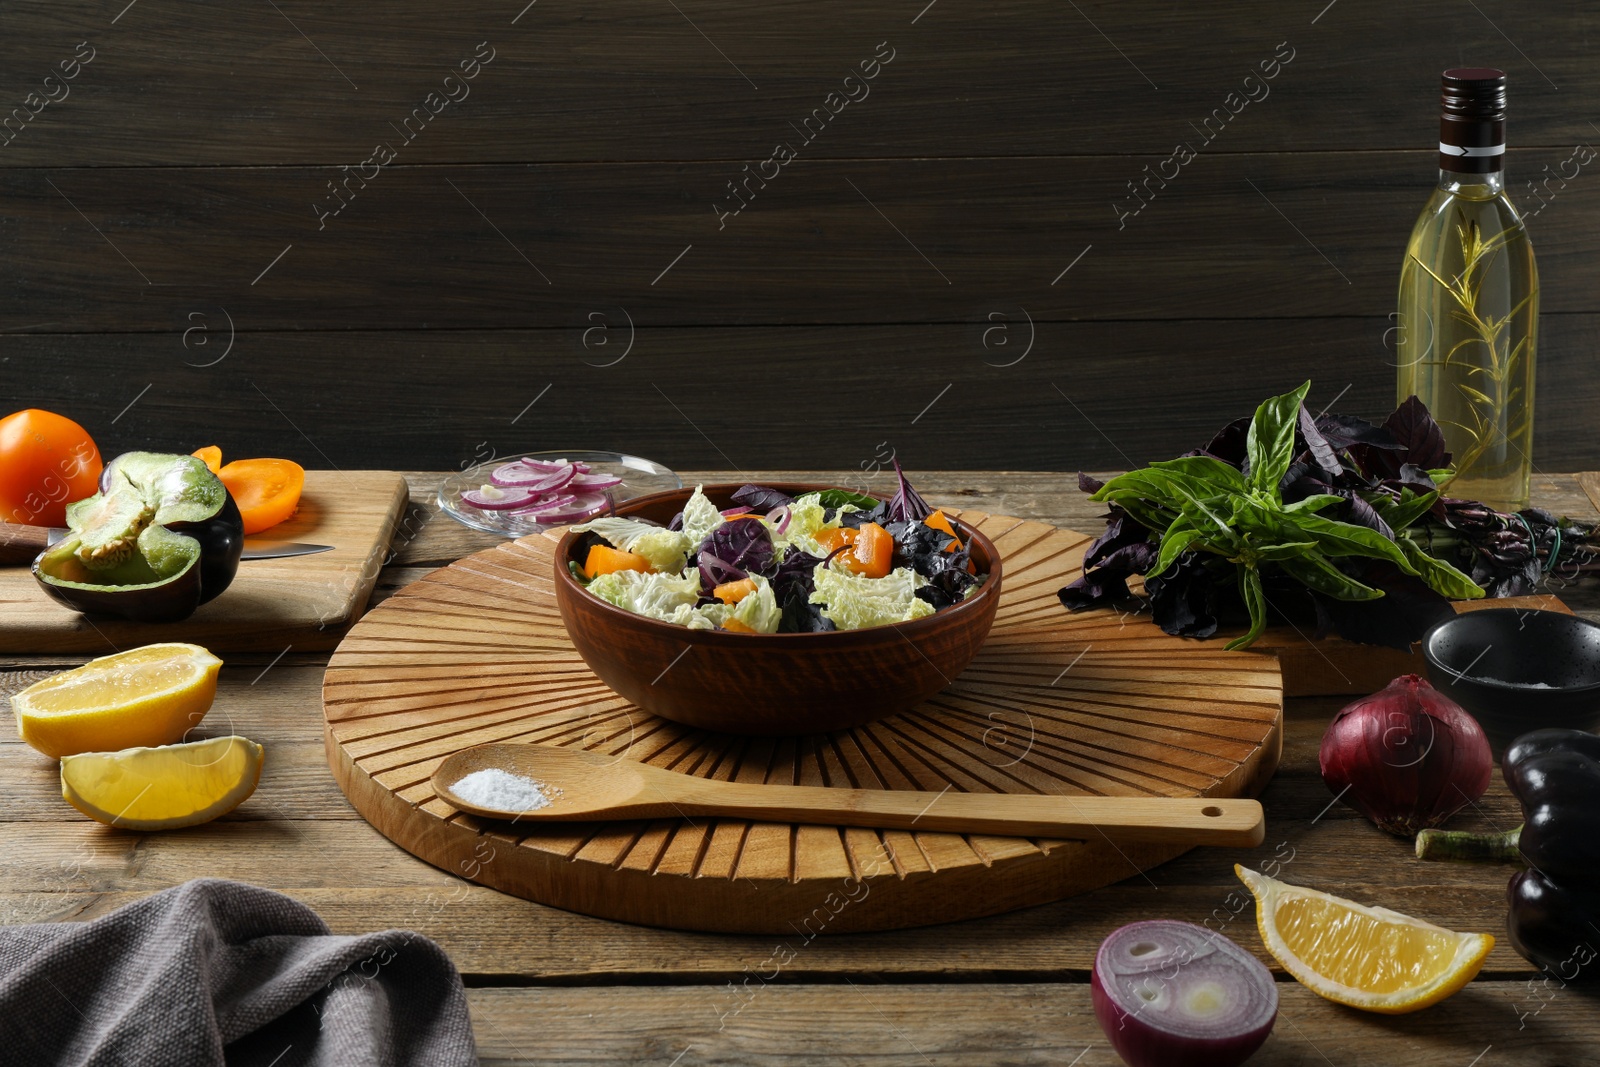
xmin=465 ymin=983 xmax=1597 ymax=1066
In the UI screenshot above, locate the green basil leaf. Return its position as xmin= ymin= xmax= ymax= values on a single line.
xmin=1224 ymin=566 xmax=1269 ymax=651
xmin=1094 ymin=491 xmax=1177 ymax=535
xmin=1397 ymin=538 xmax=1485 ymax=600
xmin=1245 ymin=381 xmax=1311 ymax=499
xmin=1150 ymin=456 xmax=1246 ymax=490
xmin=1274 ymin=553 xmax=1383 ymax=601
xmin=1289 ymin=511 xmax=1419 ymax=574
xmin=1098 ymin=468 xmax=1209 ymax=506
xmin=1253 ymin=540 xmax=1319 ymax=561
xmin=1373 ymin=489 xmax=1439 ymax=531
xmin=815 ymin=489 xmax=880 ymax=510
xmin=1152 ymin=522 xmax=1207 ymax=577
xmin=1282 ymin=494 xmax=1345 ymax=515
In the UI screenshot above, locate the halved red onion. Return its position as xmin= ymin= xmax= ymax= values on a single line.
xmin=570 ymin=472 xmax=623 ymax=490
xmin=1091 ymin=921 xmax=1276 ymax=1067
xmin=461 ymin=484 xmax=542 ymax=511
xmin=767 ymin=505 xmax=791 ymax=534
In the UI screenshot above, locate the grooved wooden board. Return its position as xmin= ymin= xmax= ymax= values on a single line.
xmin=0 ymin=471 xmax=409 ymax=654
xmin=323 ymin=510 xmax=1283 ymax=934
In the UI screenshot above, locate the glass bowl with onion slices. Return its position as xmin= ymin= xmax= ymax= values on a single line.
xmin=437 ymin=450 xmax=682 ymax=537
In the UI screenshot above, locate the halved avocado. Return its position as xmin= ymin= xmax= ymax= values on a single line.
xmin=33 ymin=452 xmax=245 ymax=622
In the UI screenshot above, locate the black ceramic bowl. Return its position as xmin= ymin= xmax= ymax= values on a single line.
xmin=1422 ymin=609 xmax=1600 ymax=750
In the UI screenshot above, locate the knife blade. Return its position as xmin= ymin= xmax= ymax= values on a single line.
xmin=0 ymin=524 xmax=334 ymax=566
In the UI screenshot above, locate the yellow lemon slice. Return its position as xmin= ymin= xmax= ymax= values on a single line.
xmin=12 ymin=642 xmax=221 ymax=759
xmin=60 ymin=735 xmax=264 ymax=831
xmin=1236 ymin=864 xmax=1492 ymax=1013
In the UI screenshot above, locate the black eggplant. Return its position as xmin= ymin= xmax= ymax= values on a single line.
xmin=1416 ymin=728 xmax=1600 ymax=978
xmin=32 ymin=451 xmax=244 ymax=622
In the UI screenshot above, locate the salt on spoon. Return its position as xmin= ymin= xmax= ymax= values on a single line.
xmin=450 ymin=767 xmax=557 ymax=812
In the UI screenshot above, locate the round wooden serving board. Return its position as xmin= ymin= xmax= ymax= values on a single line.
xmin=323 ymin=511 xmax=1283 ymax=934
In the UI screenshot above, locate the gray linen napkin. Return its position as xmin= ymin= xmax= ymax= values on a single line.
xmin=0 ymin=878 xmax=478 ymax=1067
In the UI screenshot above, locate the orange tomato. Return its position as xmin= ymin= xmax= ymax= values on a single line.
xmin=813 ymin=527 xmax=855 ymax=555
xmin=713 ymin=578 xmax=757 ymax=604
xmin=217 ymin=458 xmax=305 ymax=535
xmin=722 ymin=617 xmax=758 ymax=633
xmin=924 ymin=510 xmax=962 ymax=550
xmin=850 ymin=523 xmax=894 ymax=578
xmin=582 ymin=544 xmax=653 ymax=579
xmin=191 ymin=445 xmax=223 ymax=474
xmin=815 ymin=522 xmax=894 ymax=578
xmin=0 ymin=409 xmax=103 ymax=527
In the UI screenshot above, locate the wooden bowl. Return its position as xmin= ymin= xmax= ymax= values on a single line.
xmin=552 ymin=483 xmax=1002 ymax=735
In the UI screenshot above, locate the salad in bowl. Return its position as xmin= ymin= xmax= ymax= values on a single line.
xmin=566 ymin=464 xmax=986 ymax=634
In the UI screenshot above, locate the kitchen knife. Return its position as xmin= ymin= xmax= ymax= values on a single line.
xmin=0 ymin=524 xmax=333 ymax=567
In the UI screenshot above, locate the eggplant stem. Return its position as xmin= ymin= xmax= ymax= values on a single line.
xmin=1414 ymin=825 xmax=1523 ymax=864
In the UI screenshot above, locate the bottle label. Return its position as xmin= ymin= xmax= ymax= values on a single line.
xmin=1440 ymin=115 xmax=1505 ymax=173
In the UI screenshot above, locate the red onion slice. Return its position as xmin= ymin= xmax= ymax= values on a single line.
xmin=1091 ymin=921 xmax=1276 ymax=1067
xmin=492 ymin=462 xmax=575 ymax=492
xmin=522 ymin=491 xmax=609 ymax=524
xmin=511 ymin=457 xmax=571 ymax=473
xmin=461 ymin=484 xmax=542 ymax=510
xmin=570 ymin=472 xmax=623 ymax=490
xmin=510 ymin=492 xmax=578 ymax=514
xmin=767 ymin=505 xmax=791 ymax=534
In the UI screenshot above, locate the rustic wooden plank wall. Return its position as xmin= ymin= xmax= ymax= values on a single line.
xmin=2 ymin=1 xmax=1597 ymax=472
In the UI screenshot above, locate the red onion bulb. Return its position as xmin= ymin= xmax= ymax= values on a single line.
xmin=1091 ymin=920 xmax=1276 ymax=1067
xmin=1318 ymin=674 xmax=1493 ymax=837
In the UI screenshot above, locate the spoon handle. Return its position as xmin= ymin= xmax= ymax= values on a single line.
xmin=668 ymin=781 xmax=1264 ymax=847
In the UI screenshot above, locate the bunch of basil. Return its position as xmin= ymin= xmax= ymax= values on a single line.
xmin=1061 ymin=382 xmax=1487 ymax=650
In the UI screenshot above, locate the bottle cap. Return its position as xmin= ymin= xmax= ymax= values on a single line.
xmin=1440 ymin=68 xmax=1506 ymax=173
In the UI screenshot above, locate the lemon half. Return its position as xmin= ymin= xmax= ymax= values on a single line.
xmin=60 ymin=735 xmax=263 ymax=831
xmin=1236 ymin=864 xmax=1492 ymax=1013
xmin=13 ymin=642 xmax=221 ymax=759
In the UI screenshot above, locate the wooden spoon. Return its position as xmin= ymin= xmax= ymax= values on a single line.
xmin=431 ymin=743 xmax=1265 ymax=847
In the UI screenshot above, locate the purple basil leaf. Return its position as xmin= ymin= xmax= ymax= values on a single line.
xmin=886 ymin=459 xmax=933 ymax=523
xmin=1146 ymin=554 xmax=1220 ymax=639
xmin=667 ymin=510 xmax=685 ymax=532
xmin=1058 ymin=570 xmax=1133 ymax=611
xmin=770 ymin=548 xmax=824 ymax=603
xmin=1078 ymin=471 xmax=1107 ymax=494
xmin=779 ymin=582 xmax=835 ymax=632
xmin=1083 ymin=511 xmax=1153 ymax=570
xmin=1339 ymin=492 xmax=1396 ymax=540
xmin=1383 ymin=395 xmax=1451 ymax=472
xmin=696 ymin=517 xmax=774 ymax=589
xmin=1200 ymin=416 xmax=1252 ymax=468
xmin=1298 ymin=403 xmax=1343 ymax=480
xmin=1315 ymin=413 xmax=1401 ymax=453
xmin=730 ymin=484 xmax=795 ymax=512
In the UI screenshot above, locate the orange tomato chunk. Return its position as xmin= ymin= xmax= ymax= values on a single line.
xmin=713 ymin=578 xmax=758 ymax=604
xmin=217 ymin=458 xmax=305 ymax=535
xmin=582 ymin=544 xmax=653 ymax=579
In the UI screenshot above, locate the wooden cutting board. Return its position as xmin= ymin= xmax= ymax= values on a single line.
xmin=323 ymin=511 xmax=1285 ymax=935
xmin=0 ymin=470 xmax=408 ymax=654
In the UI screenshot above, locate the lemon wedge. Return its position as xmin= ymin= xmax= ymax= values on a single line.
xmin=60 ymin=735 xmax=264 ymax=831
xmin=12 ymin=642 xmax=221 ymax=759
xmin=1236 ymin=864 xmax=1492 ymax=1013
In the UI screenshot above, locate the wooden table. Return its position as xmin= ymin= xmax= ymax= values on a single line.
xmin=6 ymin=470 xmax=1600 ymax=1065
